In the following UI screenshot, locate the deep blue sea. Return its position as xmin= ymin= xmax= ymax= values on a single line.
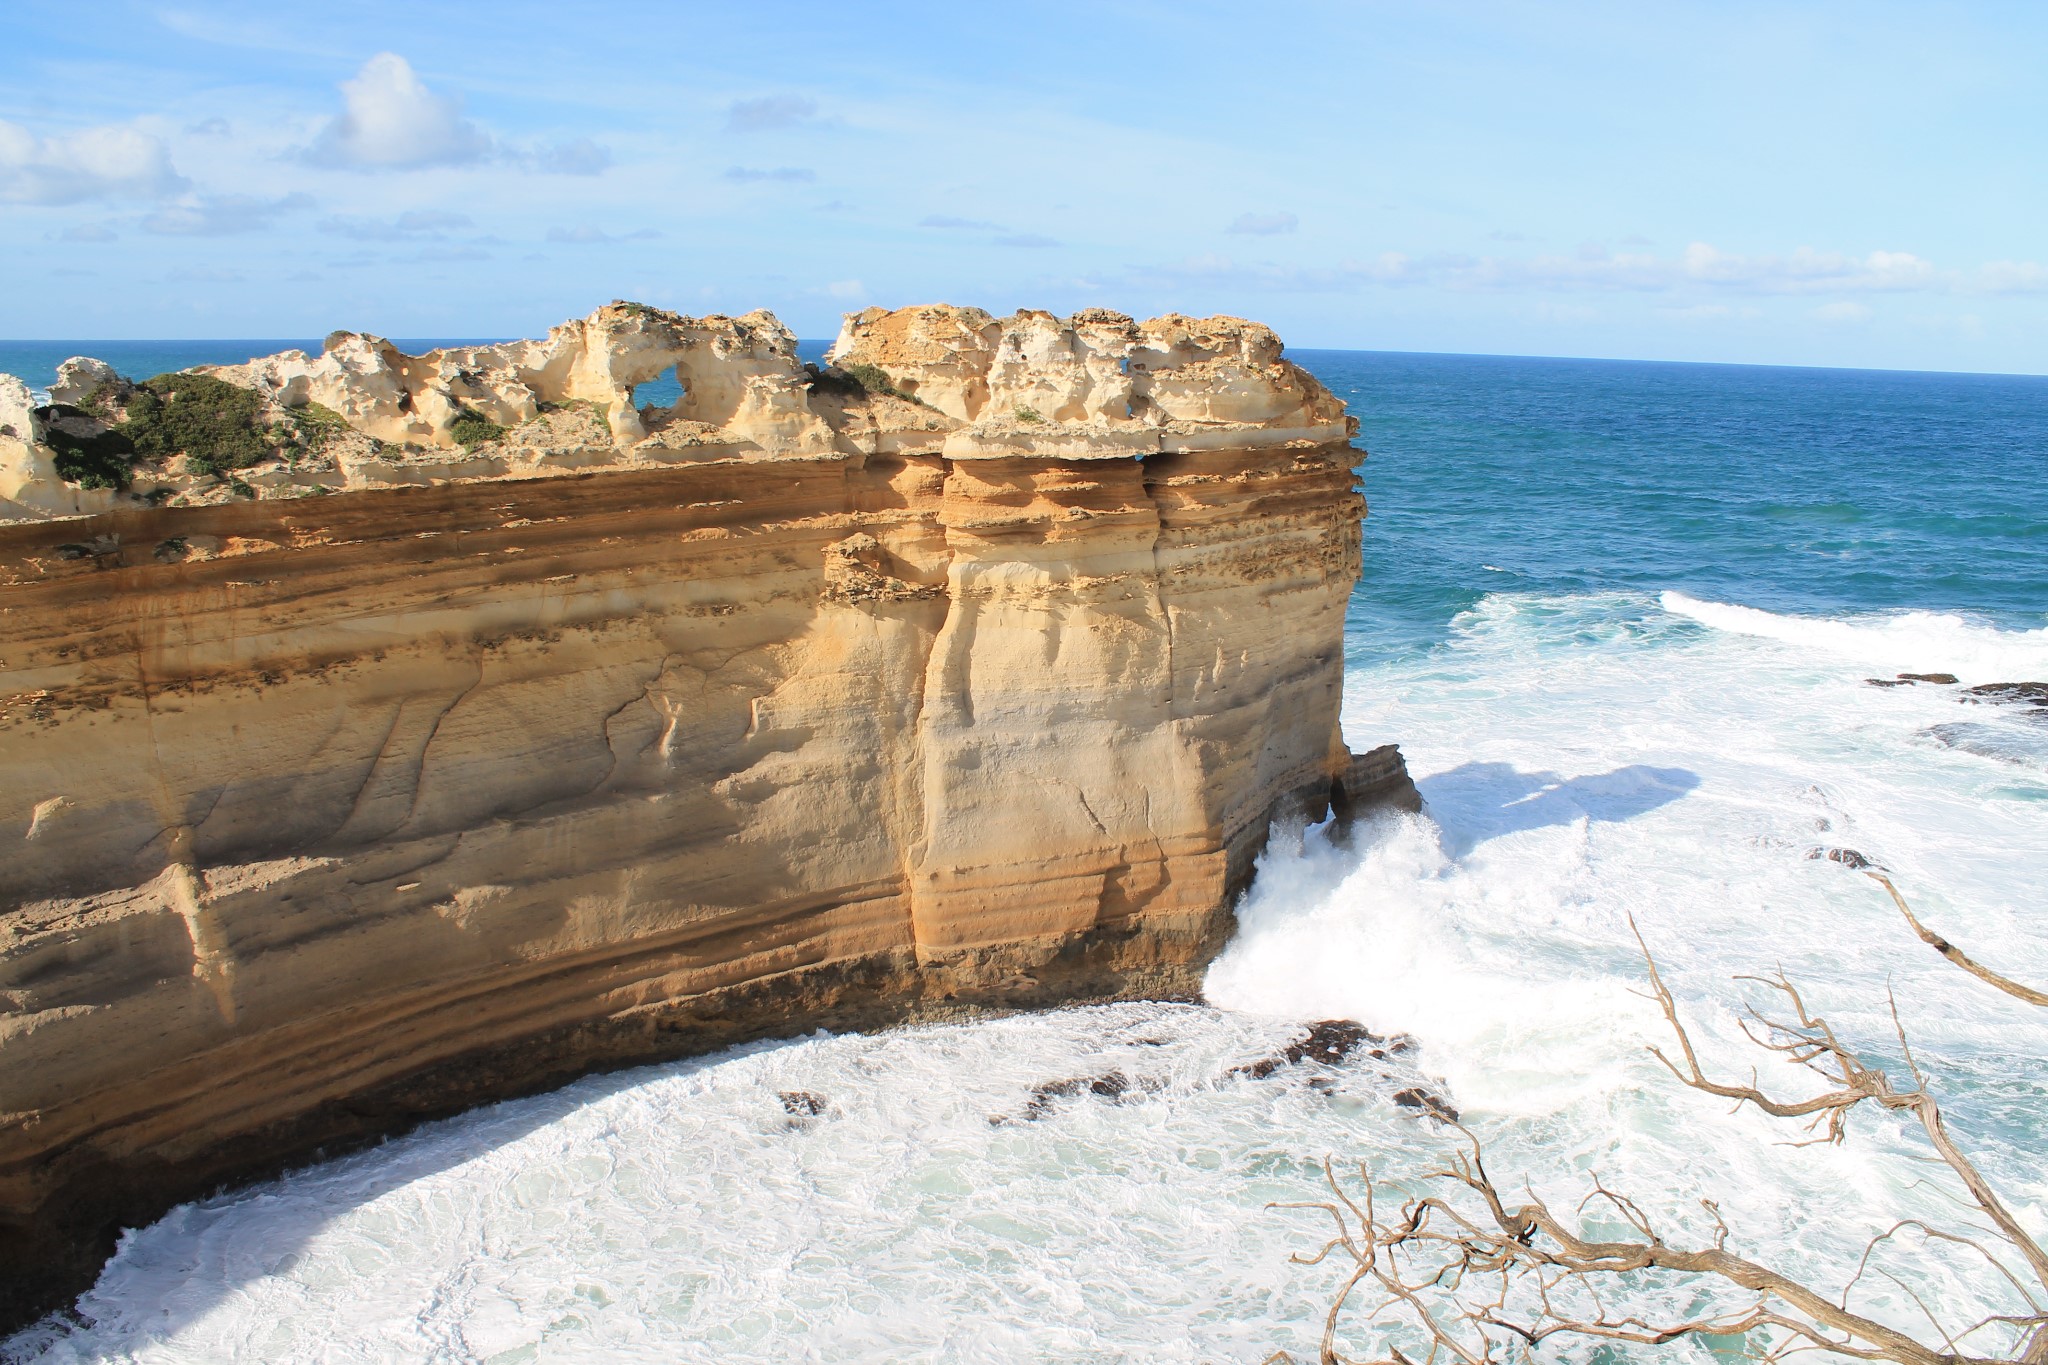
xmin=5 ymin=340 xmax=2046 ymax=1362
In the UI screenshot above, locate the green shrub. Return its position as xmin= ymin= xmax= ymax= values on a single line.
xmin=448 ymin=406 xmax=507 ymax=450
xmin=126 ymin=373 xmax=274 ymax=476
xmin=39 ymin=405 xmax=137 ymax=489
xmin=286 ymin=400 xmax=350 ymax=455
xmin=1013 ymin=405 xmax=1044 ymax=424
xmin=829 ymin=362 xmax=926 ymax=406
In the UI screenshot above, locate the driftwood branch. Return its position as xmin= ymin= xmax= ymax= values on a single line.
xmin=1867 ymin=872 xmax=2048 ymax=1009
xmin=1280 ymin=877 xmax=2048 ymax=1364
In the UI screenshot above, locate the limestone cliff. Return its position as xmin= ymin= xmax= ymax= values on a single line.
xmin=0 ymin=303 xmax=1394 ymax=1328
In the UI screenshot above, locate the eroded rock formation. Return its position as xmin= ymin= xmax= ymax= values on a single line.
xmin=0 ymin=302 xmax=1390 ymax=1328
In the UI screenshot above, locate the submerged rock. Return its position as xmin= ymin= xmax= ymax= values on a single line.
xmin=779 ymin=1091 xmax=829 ymax=1119
xmin=996 ymin=1071 xmax=1135 ymax=1124
xmin=1227 ymin=1019 xmax=1413 ymax=1080
xmin=1927 ymin=722 xmax=2048 ymax=769
xmin=1961 ymin=682 xmax=2048 ymax=709
xmin=1392 ymin=1087 xmax=1461 ymax=1123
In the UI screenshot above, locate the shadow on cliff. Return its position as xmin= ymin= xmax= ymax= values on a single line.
xmin=1416 ymin=761 xmax=1700 ymax=858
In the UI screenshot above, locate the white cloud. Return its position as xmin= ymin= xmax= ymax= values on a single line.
xmin=1812 ymin=301 xmax=1873 ymax=324
xmin=1227 ymin=211 xmax=1297 ymax=236
xmin=824 ymin=278 xmax=865 ymax=299
xmin=0 ymin=119 xmax=187 ymax=204
xmin=141 ymin=192 xmax=313 ymax=235
xmin=303 ymin=53 xmax=493 ymax=170
xmin=726 ymin=96 xmax=818 ymax=132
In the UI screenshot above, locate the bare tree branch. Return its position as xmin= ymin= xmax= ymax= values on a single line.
xmin=1867 ymin=872 xmax=2048 ymax=1008
xmin=1279 ymin=885 xmax=2048 ymax=1364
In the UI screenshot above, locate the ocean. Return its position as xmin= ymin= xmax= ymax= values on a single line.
xmin=4 ymin=345 xmax=2046 ymax=1362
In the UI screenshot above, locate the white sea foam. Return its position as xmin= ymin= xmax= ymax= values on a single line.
xmin=1661 ymin=589 xmax=2048 ymax=684
xmin=9 ymin=589 xmax=2047 ymax=1363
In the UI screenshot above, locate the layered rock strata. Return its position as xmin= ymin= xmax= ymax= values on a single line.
xmin=0 ymin=303 xmax=1390 ymax=1328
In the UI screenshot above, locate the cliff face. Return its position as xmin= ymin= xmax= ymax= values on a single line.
xmin=0 ymin=303 xmax=1391 ymax=1326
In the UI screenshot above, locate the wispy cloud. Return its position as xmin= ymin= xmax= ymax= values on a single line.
xmin=995 ymin=233 xmax=1060 ymax=249
xmin=545 ymin=225 xmax=661 ymax=244
xmin=318 ymin=210 xmax=475 ymax=241
xmin=1125 ymin=242 xmax=2048 ymax=298
xmin=141 ymin=192 xmax=313 ymax=236
xmin=528 ymin=137 xmax=610 ymax=176
xmin=1226 ymin=211 xmax=1297 ymax=236
xmin=56 ymin=222 xmax=119 ymax=242
xmin=920 ymin=214 xmax=1001 ymax=230
xmin=725 ymin=96 xmax=818 ymax=132
xmin=724 ymin=166 xmax=816 ymax=183
xmin=0 ymin=119 xmax=187 ymax=204
xmin=407 ymin=245 xmax=493 ymax=263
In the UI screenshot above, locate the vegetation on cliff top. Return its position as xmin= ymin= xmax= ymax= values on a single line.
xmin=807 ymin=361 xmax=927 ymax=406
xmin=449 ymin=406 xmax=508 ymax=450
xmin=37 ymin=374 xmax=354 ymax=489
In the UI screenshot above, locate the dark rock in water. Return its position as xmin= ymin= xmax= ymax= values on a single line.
xmin=1864 ymin=678 xmax=1911 ymax=687
xmin=1899 ymin=673 xmax=1959 ymax=685
xmin=998 ymin=1071 xmax=1133 ymax=1124
xmin=1228 ymin=1019 xmax=1398 ymax=1080
xmin=1392 ymin=1087 xmax=1461 ymax=1123
xmin=779 ymin=1090 xmax=829 ymax=1119
xmin=1927 ymin=722 xmax=2048 ymax=769
xmin=1805 ymin=847 xmax=1879 ymax=870
xmin=1962 ymin=682 xmax=2048 ymax=708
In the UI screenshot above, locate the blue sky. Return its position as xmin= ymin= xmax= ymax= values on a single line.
xmin=3 ymin=0 xmax=2044 ymax=371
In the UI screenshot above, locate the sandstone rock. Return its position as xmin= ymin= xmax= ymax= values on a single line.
xmin=45 ymin=357 xmax=122 ymax=408
xmin=0 ymin=300 xmax=1393 ymax=1329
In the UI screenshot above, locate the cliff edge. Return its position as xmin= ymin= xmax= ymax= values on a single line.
xmin=0 ymin=302 xmax=1403 ymax=1329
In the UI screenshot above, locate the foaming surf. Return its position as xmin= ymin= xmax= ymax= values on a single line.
xmin=11 ymin=586 xmax=2045 ymax=1362
xmin=1660 ymin=589 xmax=2048 ymax=684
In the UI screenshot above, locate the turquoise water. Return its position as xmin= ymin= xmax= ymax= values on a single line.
xmin=1300 ymin=349 xmax=2048 ymax=659
xmin=5 ymin=345 xmax=2047 ymax=1362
